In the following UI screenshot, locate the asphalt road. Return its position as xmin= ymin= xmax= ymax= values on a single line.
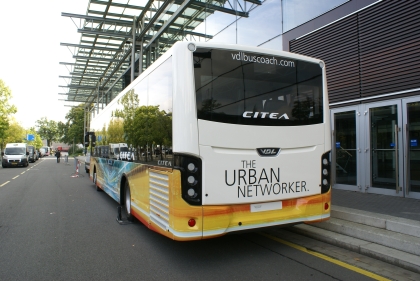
xmin=0 ymin=157 xmax=376 ymax=281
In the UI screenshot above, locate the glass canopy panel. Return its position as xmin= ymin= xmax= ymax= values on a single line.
xmin=200 ymin=12 xmax=235 ymax=37
xmin=282 ymin=0 xmax=348 ymax=32
xmin=237 ymin=0 xmax=281 ymax=46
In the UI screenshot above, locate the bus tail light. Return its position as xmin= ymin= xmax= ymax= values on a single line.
xmin=174 ymin=154 xmax=202 ymax=206
xmin=188 ymin=219 xmax=196 ymax=227
xmin=321 ymin=151 xmax=331 ymax=194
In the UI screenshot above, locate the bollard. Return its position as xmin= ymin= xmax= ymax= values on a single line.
xmin=71 ymin=158 xmax=80 ymax=178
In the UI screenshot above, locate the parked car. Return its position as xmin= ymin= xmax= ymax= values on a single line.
xmin=39 ymin=148 xmax=46 ymax=158
xmin=28 ymin=145 xmax=37 ymax=163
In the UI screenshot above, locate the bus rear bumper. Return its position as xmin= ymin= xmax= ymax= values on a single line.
xmin=200 ymin=190 xmax=331 ymax=239
xmin=158 ymin=190 xmax=331 ymax=241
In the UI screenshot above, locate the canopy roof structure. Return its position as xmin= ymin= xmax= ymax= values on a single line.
xmin=59 ymin=0 xmax=261 ymax=110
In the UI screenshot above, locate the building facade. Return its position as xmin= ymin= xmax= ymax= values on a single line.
xmin=279 ymin=0 xmax=420 ymax=199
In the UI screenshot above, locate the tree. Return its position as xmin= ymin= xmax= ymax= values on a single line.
xmin=3 ymin=118 xmax=25 ymax=144
xmin=97 ymin=124 xmax=108 ymax=145
xmin=132 ymin=105 xmax=172 ymax=161
xmin=114 ymin=89 xmax=139 ymax=147
xmin=0 ymin=118 xmax=10 ymax=150
xmin=36 ymin=117 xmax=59 ymax=147
xmin=107 ymin=118 xmax=125 ymax=143
xmin=152 ymin=110 xmax=172 ymax=160
xmin=57 ymin=121 xmax=67 ymax=143
xmin=0 ymin=79 xmax=17 ymax=150
xmin=25 ymin=127 xmax=43 ymax=149
xmin=135 ymin=106 xmax=157 ymax=158
xmin=61 ymin=105 xmax=85 ymax=145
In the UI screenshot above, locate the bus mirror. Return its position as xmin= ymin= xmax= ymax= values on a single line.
xmin=91 ymin=135 xmax=96 ymax=147
xmin=84 ymin=134 xmax=89 ymax=147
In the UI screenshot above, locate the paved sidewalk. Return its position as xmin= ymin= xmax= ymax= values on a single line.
xmin=331 ymin=189 xmax=420 ymax=222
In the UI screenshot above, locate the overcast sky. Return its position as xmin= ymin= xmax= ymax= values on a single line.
xmin=0 ymin=0 xmax=88 ymax=129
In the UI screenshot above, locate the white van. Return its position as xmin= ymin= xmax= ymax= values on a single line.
xmin=2 ymin=143 xmax=29 ymax=168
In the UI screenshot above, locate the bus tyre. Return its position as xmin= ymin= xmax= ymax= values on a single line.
xmin=123 ymin=181 xmax=134 ymax=221
xmin=93 ymin=170 xmax=101 ymax=191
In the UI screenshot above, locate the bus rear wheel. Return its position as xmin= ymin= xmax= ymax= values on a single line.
xmin=123 ymin=181 xmax=134 ymax=221
xmin=93 ymin=169 xmax=101 ymax=191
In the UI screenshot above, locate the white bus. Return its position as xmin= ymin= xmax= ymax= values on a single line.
xmin=89 ymin=42 xmax=331 ymax=241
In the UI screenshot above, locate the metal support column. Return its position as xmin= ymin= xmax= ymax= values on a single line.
xmin=139 ymin=18 xmax=144 ymax=75
xmin=131 ymin=16 xmax=137 ymax=83
xmin=84 ymin=106 xmax=86 ymax=141
xmin=97 ymin=80 xmax=99 ymax=114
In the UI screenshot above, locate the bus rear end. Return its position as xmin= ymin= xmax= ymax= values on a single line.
xmin=172 ymin=43 xmax=331 ymax=239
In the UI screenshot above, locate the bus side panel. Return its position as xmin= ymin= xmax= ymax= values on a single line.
xmin=89 ymin=157 xmax=205 ymax=241
xmin=125 ymin=163 xmax=150 ymax=227
xmin=90 ymin=157 xmax=122 ymax=202
xmin=145 ymin=168 xmax=204 ymax=241
xmin=202 ymin=190 xmax=331 ymax=237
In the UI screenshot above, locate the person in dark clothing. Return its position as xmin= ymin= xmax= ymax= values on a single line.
xmin=55 ymin=150 xmax=61 ymax=163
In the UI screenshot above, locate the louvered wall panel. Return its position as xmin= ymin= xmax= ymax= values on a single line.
xmin=289 ymin=1 xmax=420 ymax=105
xmin=290 ymin=14 xmax=361 ymax=104
xmin=358 ymin=1 xmax=420 ymax=98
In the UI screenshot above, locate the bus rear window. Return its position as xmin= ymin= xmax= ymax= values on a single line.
xmin=194 ymin=48 xmax=323 ymax=126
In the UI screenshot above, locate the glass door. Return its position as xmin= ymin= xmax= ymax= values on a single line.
xmin=331 ymin=107 xmax=361 ymax=191
xmin=403 ymin=97 xmax=420 ymax=199
xmin=364 ymin=102 xmax=403 ymax=196
xmin=331 ymin=97 xmax=420 ymax=198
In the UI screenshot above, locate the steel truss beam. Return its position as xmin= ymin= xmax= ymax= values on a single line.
xmin=60 ymin=0 xmax=264 ymax=106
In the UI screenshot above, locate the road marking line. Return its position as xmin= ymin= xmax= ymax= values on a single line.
xmin=12 ymin=176 xmax=19 ymax=179
xmin=0 ymin=181 xmax=10 ymax=187
xmin=21 ymin=172 xmax=25 ymax=174
xmin=261 ymin=233 xmax=390 ymax=281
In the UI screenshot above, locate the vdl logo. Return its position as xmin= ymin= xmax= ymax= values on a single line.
xmin=257 ymin=148 xmax=280 ymax=157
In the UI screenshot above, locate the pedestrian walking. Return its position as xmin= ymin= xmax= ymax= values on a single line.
xmin=55 ymin=150 xmax=61 ymax=163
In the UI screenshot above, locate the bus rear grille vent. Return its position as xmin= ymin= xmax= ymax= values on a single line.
xmin=149 ymin=171 xmax=170 ymax=231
